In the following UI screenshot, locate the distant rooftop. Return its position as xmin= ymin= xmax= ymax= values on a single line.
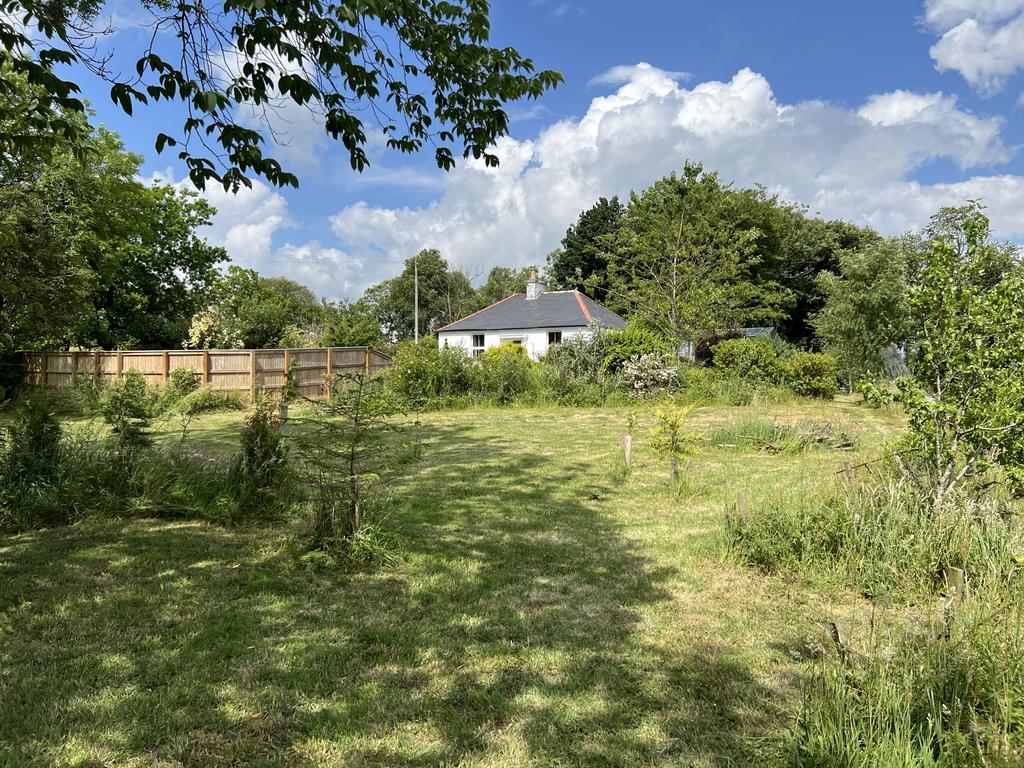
xmin=438 ymin=290 xmax=626 ymax=332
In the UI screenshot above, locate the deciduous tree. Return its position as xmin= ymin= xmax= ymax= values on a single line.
xmin=1 ymin=0 xmax=562 ymax=190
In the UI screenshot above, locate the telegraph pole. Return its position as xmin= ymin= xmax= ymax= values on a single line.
xmin=413 ymin=251 xmax=420 ymax=342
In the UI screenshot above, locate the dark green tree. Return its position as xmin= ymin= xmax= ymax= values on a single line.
xmin=475 ymin=265 xmax=532 ymax=307
xmin=321 ymin=300 xmax=385 ymax=347
xmin=365 ymin=249 xmax=475 ymax=339
xmin=547 ymin=196 xmax=623 ymax=299
xmin=604 ymin=164 xmax=766 ymax=348
xmin=813 ymin=235 xmax=917 ymax=385
xmin=31 ymin=129 xmax=228 ymax=348
xmin=1 ymin=0 xmax=561 ymax=190
xmin=188 ymin=267 xmax=327 ymax=349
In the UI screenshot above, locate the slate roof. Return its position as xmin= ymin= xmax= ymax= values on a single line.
xmin=438 ymin=290 xmax=626 ymax=332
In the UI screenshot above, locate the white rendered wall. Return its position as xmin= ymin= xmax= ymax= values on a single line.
xmin=438 ymin=326 xmax=590 ymax=360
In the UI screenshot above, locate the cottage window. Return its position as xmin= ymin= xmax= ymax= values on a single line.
xmin=548 ymin=331 xmax=562 ymax=345
xmin=471 ymin=334 xmax=485 ymax=357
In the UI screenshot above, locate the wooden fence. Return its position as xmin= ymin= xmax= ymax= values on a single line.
xmin=21 ymin=346 xmax=392 ymax=401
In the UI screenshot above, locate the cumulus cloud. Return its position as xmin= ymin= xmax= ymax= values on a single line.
xmin=327 ymin=65 xmax=1023 ymax=294
xmin=924 ymin=0 xmax=1024 ymax=92
xmin=144 ymin=169 xmax=365 ymax=297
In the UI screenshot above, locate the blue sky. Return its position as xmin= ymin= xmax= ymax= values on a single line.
xmin=47 ymin=1 xmax=1024 ymax=297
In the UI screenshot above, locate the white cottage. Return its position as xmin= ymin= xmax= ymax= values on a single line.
xmin=437 ymin=272 xmax=626 ymax=360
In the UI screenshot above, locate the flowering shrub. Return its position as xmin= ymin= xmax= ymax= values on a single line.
xmin=622 ymin=354 xmax=677 ymax=396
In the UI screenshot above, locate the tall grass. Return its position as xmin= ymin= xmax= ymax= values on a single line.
xmin=791 ymin=586 xmax=1024 ymax=767
xmin=727 ymin=477 xmax=1023 ymax=596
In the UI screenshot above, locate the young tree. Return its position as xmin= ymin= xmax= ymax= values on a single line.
xmin=296 ymin=374 xmax=401 ymax=554
xmin=1 ymin=1 xmax=561 ymax=190
xmin=813 ymin=235 xmax=916 ymax=386
xmin=547 ymin=196 xmax=624 ymax=299
xmin=604 ymin=164 xmax=761 ymax=349
xmin=896 ymin=203 xmax=1024 ymax=506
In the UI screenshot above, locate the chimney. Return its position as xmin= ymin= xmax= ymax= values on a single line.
xmin=526 ymin=268 xmax=546 ymax=300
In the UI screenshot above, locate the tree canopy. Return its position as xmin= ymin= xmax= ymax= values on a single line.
xmin=364 ymin=249 xmax=476 ymax=340
xmin=1 ymin=0 xmax=562 ymax=190
xmin=547 ymin=196 xmax=623 ymax=300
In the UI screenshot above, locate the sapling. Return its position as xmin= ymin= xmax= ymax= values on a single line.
xmin=295 ymin=373 xmax=402 ymax=558
xmin=650 ymin=402 xmax=700 ymax=484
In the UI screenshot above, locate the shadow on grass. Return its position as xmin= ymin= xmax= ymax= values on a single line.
xmin=1 ymin=421 xmax=778 ymax=767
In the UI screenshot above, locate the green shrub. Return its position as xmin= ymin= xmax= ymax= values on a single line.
xmin=235 ymin=395 xmax=287 ymax=492
xmin=99 ymin=369 xmax=154 ymax=448
xmin=388 ymin=340 xmax=476 ymax=409
xmin=2 ymin=392 xmax=61 ymax=484
xmin=158 ymin=367 xmax=200 ymax=412
xmin=478 ymin=343 xmax=537 ymax=404
xmin=177 ymin=386 xmax=246 ymax=415
xmin=711 ymin=337 xmax=780 ymax=381
xmin=602 ymin=325 xmax=673 ymax=373
xmin=781 ymin=351 xmax=839 ymax=400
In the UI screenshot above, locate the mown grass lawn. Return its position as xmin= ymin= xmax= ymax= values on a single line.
xmin=0 ymin=398 xmax=903 ymax=767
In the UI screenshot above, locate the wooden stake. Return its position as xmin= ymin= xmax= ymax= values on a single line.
xmin=249 ymin=349 xmax=258 ymax=403
xmin=736 ymin=491 xmax=748 ymax=515
xmin=621 ymin=433 xmax=633 ymax=467
xmin=325 ymin=347 xmax=334 ymax=399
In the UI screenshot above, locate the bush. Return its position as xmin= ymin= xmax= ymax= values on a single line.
xmin=2 ymin=392 xmax=61 ymax=484
xmin=781 ymin=351 xmax=839 ymax=400
xmin=711 ymin=337 xmax=780 ymax=381
xmin=99 ymin=369 xmax=154 ymax=448
xmin=602 ymin=326 xmax=673 ymax=373
xmin=157 ymin=367 xmax=199 ymax=412
xmin=621 ymin=353 xmax=678 ymax=397
xmin=234 ymin=395 xmax=287 ymax=493
xmin=177 ymin=386 xmax=246 ymax=415
xmin=389 ymin=340 xmax=476 ymax=409
xmin=478 ymin=343 xmax=537 ymax=405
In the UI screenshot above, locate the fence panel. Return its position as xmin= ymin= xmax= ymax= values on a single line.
xmin=21 ymin=346 xmax=392 ymax=402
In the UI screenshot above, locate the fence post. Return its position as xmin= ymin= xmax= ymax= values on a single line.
xmin=249 ymin=349 xmax=257 ymax=403
xmin=93 ymin=351 xmax=101 ymax=387
xmin=364 ymin=347 xmax=371 ymax=376
xmin=162 ymin=350 xmax=170 ymax=385
xmin=325 ymin=347 xmax=334 ymax=399
xmin=283 ymin=348 xmax=290 ymax=394
xmin=202 ymin=350 xmax=210 ymax=386
xmin=116 ymin=350 xmax=124 ymax=380
xmin=70 ymin=352 xmax=78 ymax=386
xmin=41 ymin=352 xmax=48 ymax=388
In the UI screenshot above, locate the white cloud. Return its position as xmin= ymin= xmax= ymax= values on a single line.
xmin=327 ymin=65 xmax=1024 ymax=293
xmin=923 ymin=0 xmax=1024 ymax=28
xmin=143 ymin=169 xmax=367 ymax=297
xmin=924 ymin=0 xmax=1024 ymax=92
